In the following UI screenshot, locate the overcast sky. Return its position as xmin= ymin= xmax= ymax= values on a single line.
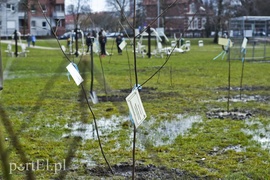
xmin=90 ymin=0 xmax=106 ymax=12
xmin=66 ymin=0 xmax=107 ymax=12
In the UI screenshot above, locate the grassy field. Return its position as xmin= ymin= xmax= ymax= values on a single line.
xmin=0 ymin=37 xmax=270 ymax=179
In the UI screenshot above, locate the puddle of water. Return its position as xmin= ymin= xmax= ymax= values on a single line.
xmin=242 ymin=119 xmax=270 ymax=151
xmin=217 ymin=94 xmax=267 ymax=103
xmin=222 ymin=144 xmax=245 ymax=153
xmin=63 ymin=114 xmax=202 ymax=149
xmin=210 ymin=145 xmax=246 ymax=156
xmin=137 ymin=114 xmax=202 ymax=147
xmin=61 ymin=114 xmax=203 ymax=169
xmin=62 ymin=115 xmax=129 ymax=140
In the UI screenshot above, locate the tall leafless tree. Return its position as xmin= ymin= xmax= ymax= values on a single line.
xmin=106 ymin=0 xmax=131 ymax=31
xmin=67 ymin=0 xmax=90 ymax=30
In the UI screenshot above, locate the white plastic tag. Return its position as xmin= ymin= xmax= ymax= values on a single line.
xmin=119 ymin=41 xmax=127 ymax=50
xmin=242 ymin=38 xmax=248 ymax=49
xmin=66 ymin=63 xmax=84 ymax=86
xmin=126 ymin=89 xmax=147 ymax=128
xmin=218 ymin=38 xmax=233 ymax=47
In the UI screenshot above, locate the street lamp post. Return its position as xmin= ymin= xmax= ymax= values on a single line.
xmin=0 ymin=49 xmax=3 ymax=90
xmin=147 ymin=26 xmax=151 ymax=58
xmin=157 ymin=0 xmax=160 ymax=28
xmin=75 ymin=27 xmax=79 ymax=57
xmin=6 ymin=3 xmax=8 ymax=39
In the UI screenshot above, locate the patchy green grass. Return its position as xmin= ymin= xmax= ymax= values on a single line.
xmin=0 ymin=37 xmax=270 ymax=179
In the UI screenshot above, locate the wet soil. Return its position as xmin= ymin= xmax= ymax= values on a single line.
xmin=73 ymin=85 xmax=270 ymax=178
xmin=206 ymin=85 xmax=270 ymax=120
xmin=216 ymin=85 xmax=270 ymax=91
xmin=206 ymin=108 xmax=252 ymax=120
xmin=85 ymin=162 xmax=201 ymax=179
xmin=88 ymin=87 xmax=179 ymax=103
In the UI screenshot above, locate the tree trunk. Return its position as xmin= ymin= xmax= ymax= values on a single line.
xmin=213 ymin=0 xmax=223 ymax=43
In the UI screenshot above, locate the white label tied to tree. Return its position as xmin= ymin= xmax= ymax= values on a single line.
xmin=218 ymin=38 xmax=233 ymax=47
xmin=242 ymin=37 xmax=248 ymax=49
xmin=119 ymin=41 xmax=127 ymax=50
xmin=126 ymin=89 xmax=147 ymax=128
xmin=66 ymin=63 xmax=84 ymax=86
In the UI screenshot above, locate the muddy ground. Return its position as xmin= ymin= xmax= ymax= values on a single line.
xmin=72 ymin=85 xmax=270 ymax=179
xmin=85 ymin=162 xmax=201 ymax=179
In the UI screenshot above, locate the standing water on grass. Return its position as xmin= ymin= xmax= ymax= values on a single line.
xmin=137 ymin=114 xmax=202 ymax=147
xmin=242 ymin=119 xmax=270 ymax=151
xmin=63 ymin=114 xmax=202 ymax=149
xmin=62 ymin=115 xmax=128 ymax=140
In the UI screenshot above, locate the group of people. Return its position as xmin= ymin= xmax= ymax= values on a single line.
xmin=85 ymin=29 xmax=124 ymax=57
xmin=24 ymin=29 xmax=123 ymax=56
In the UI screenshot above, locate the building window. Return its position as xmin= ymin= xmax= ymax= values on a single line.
xmin=189 ymin=3 xmax=196 ymax=13
xmin=184 ymin=6 xmax=188 ymax=12
xmin=188 ymin=17 xmax=198 ymax=30
xmin=188 ymin=19 xmax=192 ymax=29
xmin=0 ymin=21 xmax=2 ymax=29
xmin=41 ymin=4 xmax=47 ymax=12
xmin=194 ymin=19 xmax=198 ymax=29
xmin=42 ymin=22 xmax=46 ymax=29
xmin=31 ymin=21 xmax=36 ymax=28
xmin=55 ymin=4 xmax=63 ymax=11
xmin=202 ymin=19 xmax=206 ymax=28
xmin=31 ymin=4 xmax=36 ymax=13
xmin=7 ymin=4 xmax=15 ymax=11
xmin=55 ymin=19 xmax=63 ymax=27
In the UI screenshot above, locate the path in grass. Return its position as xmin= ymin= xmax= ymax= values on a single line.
xmin=1 ymin=40 xmax=59 ymax=50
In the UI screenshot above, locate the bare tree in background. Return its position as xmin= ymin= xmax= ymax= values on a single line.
xmin=208 ymin=0 xmax=235 ymax=43
xmin=203 ymin=0 xmax=214 ymax=38
xmin=236 ymin=0 xmax=270 ymax=16
xmin=106 ymin=0 xmax=130 ymax=31
xmin=18 ymin=0 xmax=30 ymax=37
xmin=66 ymin=0 xmax=90 ymax=56
xmin=67 ymin=0 xmax=90 ymax=30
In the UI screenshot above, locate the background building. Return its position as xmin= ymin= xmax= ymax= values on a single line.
xmin=0 ymin=0 xmax=20 ymax=37
xmin=229 ymin=16 xmax=270 ymax=61
xmin=0 ymin=0 xmax=65 ymax=38
xmin=230 ymin=16 xmax=270 ymax=37
xmin=142 ymin=0 xmax=207 ymax=37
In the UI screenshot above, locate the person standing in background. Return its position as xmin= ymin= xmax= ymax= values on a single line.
xmin=31 ymin=34 xmax=36 ymax=47
xmin=27 ymin=34 xmax=31 ymax=47
xmin=116 ymin=34 xmax=123 ymax=55
xmin=86 ymin=33 xmax=92 ymax=53
xmin=98 ymin=29 xmax=107 ymax=57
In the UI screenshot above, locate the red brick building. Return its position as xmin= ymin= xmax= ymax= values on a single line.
xmin=142 ymin=0 xmax=207 ymax=37
xmin=18 ymin=0 xmax=65 ymax=36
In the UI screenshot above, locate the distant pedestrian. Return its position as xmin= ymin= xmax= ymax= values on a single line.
xmin=27 ymin=34 xmax=31 ymax=47
xmin=67 ymin=37 xmax=71 ymax=47
xmin=86 ymin=33 xmax=92 ymax=53
xmin=116 ymin=34 xmax=123 ymax=55
xmin=92 ymin=30 xmax=97 ymax=38
xmin=98 ymin=29 xmax=107 ymax=57
xmin=31 ymin=34 xmax=36 ymax=47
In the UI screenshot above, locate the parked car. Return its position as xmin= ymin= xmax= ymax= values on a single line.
xmin=106 ymin=32 xmax=124 ymax=38
xmin=58 ymin=32 xmax=73 ymax=40
xmin=58 ymin=31 xmax=82 ymax=40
